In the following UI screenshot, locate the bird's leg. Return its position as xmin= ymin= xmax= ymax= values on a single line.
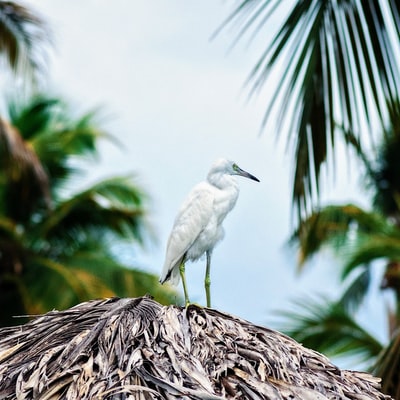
xmin=205 ymin=251 xmax=211 ymax=307
xmin=179 ymin=260 xmax=190 ymax=306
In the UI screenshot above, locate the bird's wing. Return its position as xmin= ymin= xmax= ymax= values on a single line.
xmin=160 ymin=183 xmax=214 ymax=285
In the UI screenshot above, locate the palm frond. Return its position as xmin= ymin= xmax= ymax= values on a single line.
xmin=0 ymin=242 xmax=179 ymax=325
xmin=54 ymin=109 xmax=108 ymax=157
xmin=0 ymin=1 xmax=51 ymax=82
xmin=0 ymin=93 xmax=174 ymax=324
xmin=292 ymin=204 xmax=393 ymax=267
xmin=343 ymin=235 xmax=400 ymax=279
xmin=8 ymin=96 xmax=60 ymax=139
xmin=0 ymin=117 xmax=50 ymax=221
xmin=219 ymin=0 xmax=400 ymax=217
xmin=60 ymin=245 xmax=179 ymax=306
xmin=277 ymin=295 xmax=384 ymax=367
xmin=338 ymin=266 xmax=371 ymax=313
xmin=2 ymin=239 xmax=177 ymax=321
xmin=22 ymin=256 xmax=118 ymax=314
xmin=3 ymin=255 xmax=135 ymax=322
xmin=0 ymin=297 xmax=389 ymax=400
xmin=8 ymin=95 xmax=106 ymax=156
xmin=8 ymin=96 xmax=108 ymax=190
xmin=0 ymin=215 xmax=20 ymax=241
xmin=39 ymin=176 xmax=148 ymax=246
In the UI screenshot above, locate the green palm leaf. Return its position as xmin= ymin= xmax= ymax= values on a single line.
xmin=338 ymin=266 xmax=371 ymax=313
xmin=219 ymin=1 xmax=400 ymax=217
xmin=40 ymin=176 xmax=147 ymax=245
xmin=0 ymin=1 xmax=51 ymax=82
xmin=9 ymin=96 xmax=107 ymax=192
xmin=61 ymin=247 xmax=178 ymax=306
xmin=8 ymin=96 xmax=60 ymax=138
xmin=24 ymin=256 xmax=116 ymax=313
xmin=293 ymin=204 xmax=394 ymax=267
xmin=343 ymin=235 xmax=400 ymax=279
xmin=2 ymin=244 xmax=178 ymax=325
xmin=278 ymin=295 xmax=384 ymax=367
xmin=0 ymin=94 xmax=177 ymax=325
xmin=292 ymin=203 xmax=398 ymax=313
xmin=0 ymin=215 xmax=20 ymax=241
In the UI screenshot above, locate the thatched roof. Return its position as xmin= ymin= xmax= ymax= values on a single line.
xmin=0 ymin=296 xmax=392 ymax=399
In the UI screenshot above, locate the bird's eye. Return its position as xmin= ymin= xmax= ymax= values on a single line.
xmin=232 ymin=163 xmax=239 ymax=172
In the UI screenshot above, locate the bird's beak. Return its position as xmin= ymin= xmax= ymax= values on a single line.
xmin=237 ymin=166 xmax=260 ymax=182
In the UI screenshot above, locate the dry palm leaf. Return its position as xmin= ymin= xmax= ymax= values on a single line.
xmin=0 ymin=117 xmax=51 ymax=208
xmin=0 ymin=296 xmax=392 ymax=399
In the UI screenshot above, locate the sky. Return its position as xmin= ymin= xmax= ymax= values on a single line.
xmin=19 ymin=0 xmax=389 ymax=361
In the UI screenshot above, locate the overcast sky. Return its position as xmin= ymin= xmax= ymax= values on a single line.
xmin=20 ymin=1 xmax=389 ymax=361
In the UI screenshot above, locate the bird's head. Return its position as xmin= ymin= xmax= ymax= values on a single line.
xmin=208 ymin=158 xmax=260 ymax=184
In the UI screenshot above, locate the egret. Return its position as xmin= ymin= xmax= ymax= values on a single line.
xmin=159 ymin=158 xmax=259 ymax=307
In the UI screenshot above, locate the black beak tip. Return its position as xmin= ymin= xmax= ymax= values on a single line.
xmin=248 ymin=174 xmax=260 ymax=182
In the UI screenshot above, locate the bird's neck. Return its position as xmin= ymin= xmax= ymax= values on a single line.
xmin=207 ymin=173 xmax=240 ymax=220
xmin=207 ymin=172 xmax=238 ymax=191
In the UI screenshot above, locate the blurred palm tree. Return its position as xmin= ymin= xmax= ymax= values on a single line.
xmin=0 ymin=1 xmax=50 ymax=85
xmin=220 ymin=1 xmax=400 ymax=219
xmin=0 ymin=95 xmax=176 ymax=326
xmin=220 ymin=2 xmax=400 ymax=395
xmin=285 ymin=99 xmax=400 ymax=398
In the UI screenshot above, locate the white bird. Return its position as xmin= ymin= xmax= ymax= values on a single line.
xmin=160 ymin=158 xmax=259 ymax=307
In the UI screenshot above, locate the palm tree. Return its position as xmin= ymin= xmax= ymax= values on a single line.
xmin=219 ymin=1 xmax=400 ymax=219
xmin=284 ymin=99 xmax=400 ymax=397
xmin=0 ymin=1 xmax=50 ymax=84
xmin=0 ymin=296 xmax=390 ymax=399
xmin=0 ymin=95 xmax=176 ymax=326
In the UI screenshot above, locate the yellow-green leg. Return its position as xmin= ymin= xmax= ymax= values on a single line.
xmin=205 ymin=251 xmax=211 ymax=307
xmin=179 ymin=260 xmax=190 ymax=306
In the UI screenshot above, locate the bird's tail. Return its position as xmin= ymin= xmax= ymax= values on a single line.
xmin=159 ymin=262 xmax=181 ymax=286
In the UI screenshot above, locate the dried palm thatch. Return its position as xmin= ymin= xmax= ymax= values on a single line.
xmin=0 ymin=296 xmax=392 ymax=399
